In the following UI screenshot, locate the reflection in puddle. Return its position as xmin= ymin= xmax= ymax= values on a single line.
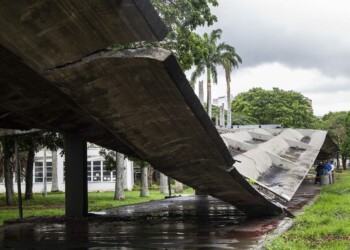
xmin=1 ymin=192 xmax=319 ymax=249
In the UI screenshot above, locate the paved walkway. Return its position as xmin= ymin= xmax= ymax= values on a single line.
xmin=0 ymin=181 xmax=321 ymax=249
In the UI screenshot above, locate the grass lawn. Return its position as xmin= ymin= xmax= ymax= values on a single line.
xmin=0 ymin=188 xmax=194 ymax=226
xmin=266 ymin=170 xmax=350 ymax=250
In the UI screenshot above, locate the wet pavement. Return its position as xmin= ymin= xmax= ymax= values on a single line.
xmin=0 ymin=181 xmax=321 ymax=249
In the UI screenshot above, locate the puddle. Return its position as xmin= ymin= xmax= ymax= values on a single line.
xmin=301 ymin=136 xmax=311 ymax=144
xmin=0 ymin=182 xmax=321 ymax=249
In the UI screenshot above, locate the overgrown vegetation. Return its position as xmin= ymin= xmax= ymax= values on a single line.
xmin=0 ymin=188 xmax=194 ymax=226
xmin=266 ymin=171 xmax=350 ymax=250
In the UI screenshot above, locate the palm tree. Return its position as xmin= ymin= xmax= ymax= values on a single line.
xmin=191 ymin=29 xmax=240 ymax=120
xmin=221 ymin=51 xmax=242 ymax=128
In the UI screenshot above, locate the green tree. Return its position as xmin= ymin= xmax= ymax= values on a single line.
xmin=0 ymin=137 xmax=15 ymax=205
xmin=20 ymin=132 xmax=63 ymax=200
xmin=211 ymin=105 xmax=258 ymax=125
xmin=150 ymin=0 xmax=218 ymax=70
xmin=220 ymin=52 xmax=242 ymax=127
xmin=127 ymin=157 xmax=151 ymax=197
xmin=191 ymin=29 xmax=239 ymax=119
xmin=111 ymin=0 xmax=218 ymax=71
xmin=99 ymin=149 xmax=125 ymax=200
xmin=343 ymin=113 xmax=350 ymax=169
xmin=0 ymin=132 xmax=62 ymax=204
xmin=319 ymin=111 xmax=350 ymax=169
xmin=231 ymin=112 xmax=259 ymax=125
xmin=231 ymin=88 xmax=315 ymax=128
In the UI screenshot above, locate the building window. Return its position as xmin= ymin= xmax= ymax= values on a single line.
xmin=34 ymin=161 xmax=52 ymax=183
xmin=35 ymin=162 xmax=43 ymax=182
xmin=87 ymin=161 xmax=92 ymax=182
xmin=103 ymin=161 xmax=112 ymax=181
xmin=92 ymin=161 xmax=101 ymax=182
xmin=0 ymin=176 xmax=4 ymax=183
xmin=46 ymin=162 xmax=52 ymax=182
xmin=112 ymin=170 xmax=116 ymax=181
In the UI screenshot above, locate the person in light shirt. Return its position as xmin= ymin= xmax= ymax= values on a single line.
xmin=330 ymin=160 xmax=335 ymax=183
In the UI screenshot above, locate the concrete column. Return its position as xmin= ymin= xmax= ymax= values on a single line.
xmin=64 ymin=135 xmax=88 ymax=217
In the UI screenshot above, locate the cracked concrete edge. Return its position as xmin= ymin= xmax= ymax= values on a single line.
xmin=43 ymin=47 xmax=172 ymax=72
xmin=258 ymin=189 xmax=322 ymax=249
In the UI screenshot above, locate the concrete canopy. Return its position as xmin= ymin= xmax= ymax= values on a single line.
xmin=0 ymin=0 xmax=337 ymax=216
xmin=0 ymin=44 xmax=286 ymax=215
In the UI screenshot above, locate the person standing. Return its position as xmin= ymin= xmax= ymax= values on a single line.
xmin=330 ymin=160 xmax=335 ymax=183
xmin=314 ymin=162 xmax=323 ymax=184
xmin=324 ymin=160 xmax=333 ymax=184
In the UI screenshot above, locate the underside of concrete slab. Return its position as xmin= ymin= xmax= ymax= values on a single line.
xmin=0 ymin=1 xmax=338 ymax=217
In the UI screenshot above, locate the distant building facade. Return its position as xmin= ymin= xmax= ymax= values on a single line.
xmin=0 ymin=144 xmax=134 ymax=193
xmin=212 ymin=95 xmax=233 ymax=110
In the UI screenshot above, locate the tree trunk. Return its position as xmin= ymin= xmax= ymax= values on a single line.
xmin=51 ymin=150 xmax=59 ymax=192
xmin=140 ymin=163 xmax=149 ymax=197
xmin=4 ymin=141 xmax=14 ymax=205
xmin=336 ymin=152 xmax=340 ymax=169
xmin=159 ymin=173 xmax=168 ymax=194
xmin=147 ymin=166 xmax=154 ymax=188
xmin=219 ymin=104 xmax=225 ymax=126
xmin=24 ymin=150 xmax=35 ymax=199
xmin=198 ymin=80 xmax=204 ymax=105
xmin=174 ymin=180 xmax=183 ymax=193
xmin=226 ymin=78 xmax=232 ymax=128
xmin=341 ymin=155 xmax=347 ymax=170
xmin=114 ymin=152 xmax=125 ymax=200
xmin=206 ymin=66 xmax=212 ymax=119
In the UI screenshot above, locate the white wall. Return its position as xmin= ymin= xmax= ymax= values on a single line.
xmin=0 ymin=145 xmax=134 ymax=193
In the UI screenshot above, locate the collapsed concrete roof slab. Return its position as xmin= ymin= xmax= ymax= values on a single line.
xmin=0 ymin=45 xmax=285 ymax=216
xmin=42 ymin=48 xmax=288 ymax=216
xmin=221 ymin=128 xmax=338 ymax=201
xmin=0 ymin=0 xmax=167 ymax=71
xmin=0 ymin=1 xmax=336 ymax=216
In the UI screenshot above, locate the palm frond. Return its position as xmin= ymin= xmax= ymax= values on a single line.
xmin=209 ymin=29 xmax=222 ymax=44
xmin=211 ymin=66 xmax=218 ymax=84
xmin=190 ymin=64 xmax=205 ymax=82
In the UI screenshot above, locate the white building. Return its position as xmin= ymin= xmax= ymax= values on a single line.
xmin=0 ymin=144 xmax=134 ymax=193
xmin=212 ymin=95 xmax=233 ymax=110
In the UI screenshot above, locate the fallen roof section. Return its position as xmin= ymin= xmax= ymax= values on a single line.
xmin=43 ymin=48 xmax=289 ymax=216
xmin=0 ymin=45 xmax=286 ymax=216
xmin=0 ymin=1 xmax=336 ymax=216
xmin=221 ymin=128 xmax=338 ymax=201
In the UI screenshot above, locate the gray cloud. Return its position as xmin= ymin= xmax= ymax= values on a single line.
xmin=203 ymin=0 xmax=350 ymax=77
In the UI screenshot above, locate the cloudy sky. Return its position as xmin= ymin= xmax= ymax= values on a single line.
xmin=191 ymin=0 xmax=350 ymax=116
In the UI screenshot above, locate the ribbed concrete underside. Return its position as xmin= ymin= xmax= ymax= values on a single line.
xmin=221 ymin=128 xmax=338 ymax=202
xmin=0 ymin=0 xmax=336 ymax=216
